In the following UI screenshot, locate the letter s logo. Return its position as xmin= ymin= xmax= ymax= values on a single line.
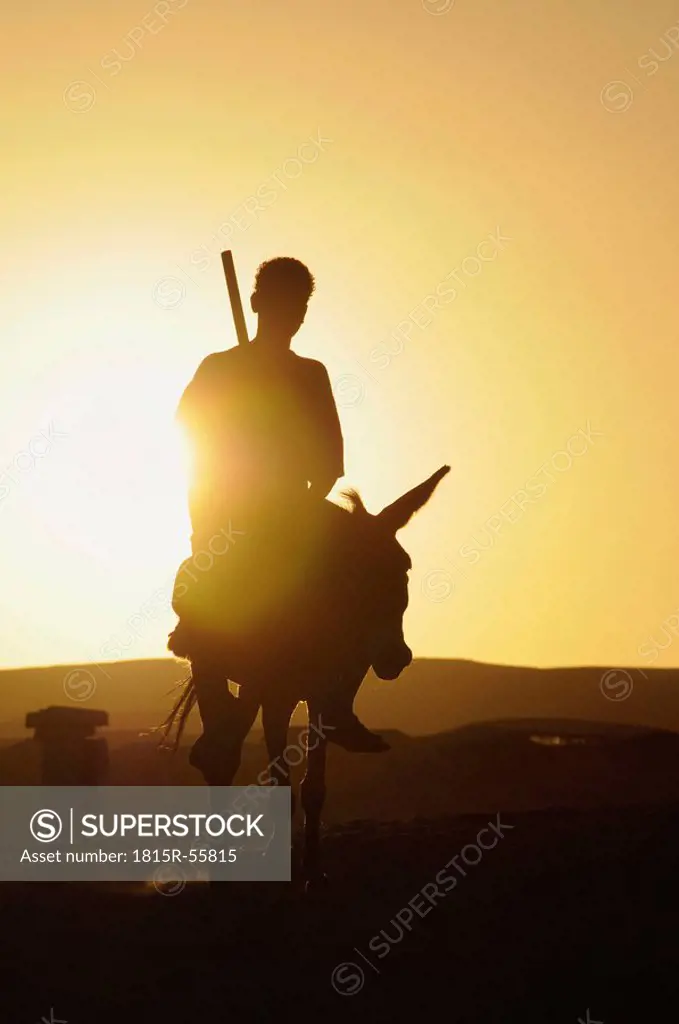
xmin=30 ymin=809 xmax=63 ymax=843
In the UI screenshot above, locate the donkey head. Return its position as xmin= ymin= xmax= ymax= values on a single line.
xmin=348 ymin=465 xmax=450 ymax=681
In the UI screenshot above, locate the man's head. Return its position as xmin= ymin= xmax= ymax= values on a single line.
xmin=251 ymin=257 xmax=315 ymax=344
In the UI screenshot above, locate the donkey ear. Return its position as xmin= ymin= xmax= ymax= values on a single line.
xmin=377 ymin=465 xmax=450 ymax=533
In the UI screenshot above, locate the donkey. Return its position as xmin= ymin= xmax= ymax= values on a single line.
xmin=162 ymin=465 xmax=449 ymax=886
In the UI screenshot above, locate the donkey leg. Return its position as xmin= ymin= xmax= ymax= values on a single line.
xmin=191 ymin=665 xmax=258 ymax=785
xmin=300 ymin=703 xmax=328 ymax=889
xmin=261 ymin=701 xmax=297 ymax=814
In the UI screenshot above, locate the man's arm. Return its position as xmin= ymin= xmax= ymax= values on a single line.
xmin=176 ymin=353 xmax=222 ymax=435
xmin=307 ymin=363 xmax=344 ymax=497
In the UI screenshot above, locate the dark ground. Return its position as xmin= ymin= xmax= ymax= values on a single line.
xmin=2 ymin=800 xmax=678 ymax=1023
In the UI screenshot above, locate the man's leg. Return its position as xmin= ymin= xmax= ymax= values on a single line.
xmin=189 ymin=661 xmax=259 ymax=783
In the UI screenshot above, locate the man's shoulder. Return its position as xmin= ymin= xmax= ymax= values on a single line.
xmin=195 ymin=348 xmax=330 ymax=387
xmin=290 ymin=353 xmax=329 ymax=381
xmin=203 ymin=346 xmax=245 ymax=366
xmin=193 ymin=346 xmax=246 ymax=377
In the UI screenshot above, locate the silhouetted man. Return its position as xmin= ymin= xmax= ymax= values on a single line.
xmin=176 ymin=257 xmax=387 ymax=756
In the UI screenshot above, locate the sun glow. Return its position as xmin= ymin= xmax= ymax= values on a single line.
xmin=29 ymin=354 xmax=190 ymax=575
xmin=3 ymin=0 xmax=679 ymax=673
xmin=0 ymin=306 xmax=195 ymax=667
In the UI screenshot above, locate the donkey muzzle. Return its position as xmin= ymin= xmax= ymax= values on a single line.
xmin=373 ymin=643 xmax=412 ymax=680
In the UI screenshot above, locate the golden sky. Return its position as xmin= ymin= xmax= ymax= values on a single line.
xmin=1 ymin=0 xmax=679 ymax=670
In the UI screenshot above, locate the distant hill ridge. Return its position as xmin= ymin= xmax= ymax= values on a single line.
xmin=0 ymin=657 xmax=676 ymax=740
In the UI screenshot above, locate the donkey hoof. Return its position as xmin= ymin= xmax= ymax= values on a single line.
xmin=304 ymin=872 xmax=329 ymax=894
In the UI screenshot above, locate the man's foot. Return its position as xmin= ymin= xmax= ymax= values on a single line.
xmin=189 ymin=733 xmax=225 ymax=779
xmin=189 ymin=733 xmax=239 ymax=783
xmin=188 ymin=733 xmax=212 ymax=773
xmin=323 ymin=714 xmax=390 ymax=753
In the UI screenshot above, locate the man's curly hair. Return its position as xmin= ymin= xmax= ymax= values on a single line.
xmin=253 ymin=257 xmax=315 ymax=301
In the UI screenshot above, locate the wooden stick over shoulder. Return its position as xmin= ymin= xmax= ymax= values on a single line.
xmin=221 ymin=250 xmax=249 ymax=346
